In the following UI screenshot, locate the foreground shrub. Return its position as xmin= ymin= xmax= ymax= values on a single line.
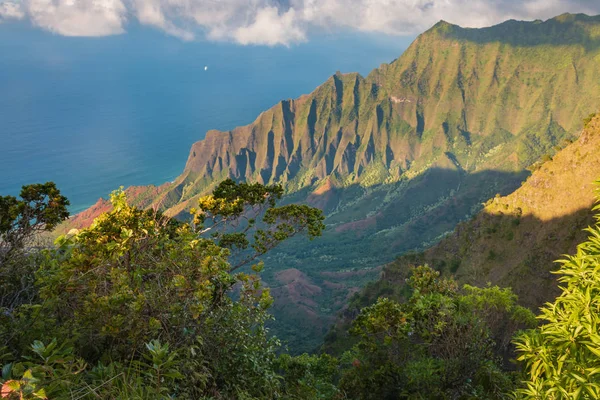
xmin=1 ymin=181 xmax=327 ymax=399
xmin=338 ymin=266 xmax=536 ymax=399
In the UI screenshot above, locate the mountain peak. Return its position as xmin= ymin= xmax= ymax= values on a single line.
xmin=141 ymin=11 xmax=600 ymax=216
xmin=432 ymin=20 xmax=452 ymax=28
xmin=426 ymin=19 xmax=460 ymax=35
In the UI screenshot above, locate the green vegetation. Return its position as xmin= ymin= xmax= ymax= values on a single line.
xmin=327 ymin=196 xmax=600 ymax=399
xmin=4 ymin=179 xmax=600 ymax=398
xmin=62 ymin=14 xmax=600 ymax=351
xmin=22 ymin=13 xmax=600 ymax=394
xmin=0 ymin=183 xmax=70 ymax=341
xmin=326 ymin=113 xmax=600 ymax=353
xmin=337 ymin=266 xmax=536 ymax=399
xmin=0 ymin=181 xmax=333 ymax=399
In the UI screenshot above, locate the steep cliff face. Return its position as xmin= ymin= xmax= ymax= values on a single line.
xmin=153 ymin=13 xmax=600 ymax=217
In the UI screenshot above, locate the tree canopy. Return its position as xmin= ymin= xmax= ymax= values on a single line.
xmin=0 ymin=182 xmax=69 ymax=263
xmin=337 ymin=265 xmax=536 ymax=399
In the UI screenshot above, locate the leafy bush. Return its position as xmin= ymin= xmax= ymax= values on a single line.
xmin=337 ymin=266 xmax=536 ymax=399
xmin=276 ymin=353 xmax=339 ymax=399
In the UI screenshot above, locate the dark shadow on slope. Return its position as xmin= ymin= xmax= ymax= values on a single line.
xmin=265 ymin=167 xmax=530 ymax=354
xmin=275 ymin=167 xmax=529 ymax=271
xmin=322 ymin=205 xmax=596 ymax=356
xmin=435 ymin=13 xmax=600 ymax=51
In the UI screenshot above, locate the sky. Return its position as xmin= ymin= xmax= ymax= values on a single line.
xmin=1 ymin=0 xmax=600 ymax=46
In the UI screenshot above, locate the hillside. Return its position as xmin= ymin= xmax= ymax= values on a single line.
xmin=324 ymin=113 xmax=600 ymax=354
xmin=69 ymin=14 xmax=600 ymax=352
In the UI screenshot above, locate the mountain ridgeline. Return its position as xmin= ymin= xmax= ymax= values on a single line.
xmin=164 ymin=13 xmax=600 ymax=205
xmin=71 ymin=13 xmax=600 ymax=352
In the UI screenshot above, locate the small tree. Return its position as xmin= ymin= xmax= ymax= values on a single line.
xmin=514 ymin=197 xmax=600 ymax=399
xmin=0 ymin=183 xmax=69 ymax=348
xmin=191 ymin=178 xmax=325 ymax=271
xmin=0 ymin=182 xmax=69 ymax=263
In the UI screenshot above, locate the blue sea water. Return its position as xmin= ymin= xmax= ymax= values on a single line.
xmin=0 ymin=22 xmax=411 ymax=213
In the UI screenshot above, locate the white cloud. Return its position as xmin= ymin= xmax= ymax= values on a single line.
xmin=25 ymin=0 xmax=127 ymax=36
xmin=0 ymin=1 xmax=25 ymax=20
xmin=231 ymin=6 xmax=305 ymax=46
xmin=1 ymin=0 xmax=600 ymax=45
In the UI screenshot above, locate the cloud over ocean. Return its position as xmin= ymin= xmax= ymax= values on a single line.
xmin=2 ymin=0 xmax=600 ymax=46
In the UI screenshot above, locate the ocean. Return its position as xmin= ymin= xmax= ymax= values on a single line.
xmin=0 ymin=22 xmax=410 ymax=213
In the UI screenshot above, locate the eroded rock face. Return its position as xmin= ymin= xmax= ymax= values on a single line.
xmin=169 ymin=15 xmax=600 ymax=210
